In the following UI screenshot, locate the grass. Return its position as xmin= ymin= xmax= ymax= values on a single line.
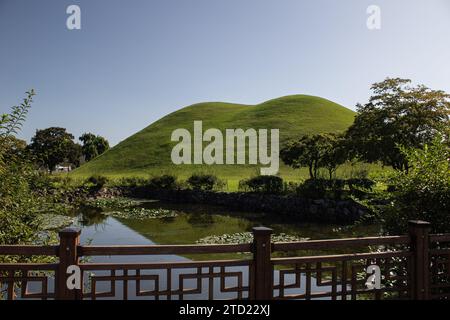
xmin=72 ymin=94 xmax=358 ymax=181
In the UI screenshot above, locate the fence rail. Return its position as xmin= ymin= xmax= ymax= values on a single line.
xmin=1 ymin=220 xmax=450 ymax=300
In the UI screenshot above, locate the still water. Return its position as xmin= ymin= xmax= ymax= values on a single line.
xmin=66 ymin=199 xmax=378 ymax=299
xmin=76 ymin=199 xmax=378 ymax=249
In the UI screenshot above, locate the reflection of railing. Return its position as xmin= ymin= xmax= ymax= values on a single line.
xmin=1 ymin=220 xmax=450 ymax=300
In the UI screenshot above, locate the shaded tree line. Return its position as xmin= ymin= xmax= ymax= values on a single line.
xmin=26 ymin=128 xmax=109 ymax=172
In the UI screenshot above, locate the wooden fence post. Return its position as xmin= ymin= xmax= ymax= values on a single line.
xmin=408 ymin=220 xmax=431 ymax=300
xmin=57 ymin=227 xmax=81 ymax=300
xmin=252 ymin=227 xmax=273 ymax=300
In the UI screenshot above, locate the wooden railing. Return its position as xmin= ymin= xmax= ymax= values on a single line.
xmin=1 ymin=220 xmax=450 ymax=300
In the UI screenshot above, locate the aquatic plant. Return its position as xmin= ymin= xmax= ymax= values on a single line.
xmin=34 ymin=213 xmax=75 ymax=231
xmin=106 ymin=208 xmax=178 ymax=220
xmin=85 ymin=197 xmax=142 ymax=209
xmin=196 ymin=232 xmax=308 ymax=245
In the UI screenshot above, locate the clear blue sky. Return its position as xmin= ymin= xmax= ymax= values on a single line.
xmin=1 ymin=0 xmax=449 ymax=145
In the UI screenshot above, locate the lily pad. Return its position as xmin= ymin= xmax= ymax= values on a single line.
xmin=196 ymin=232 xmax=309 ymax=245
xmin=85 ymin=197 xmax=142 ymax=209
xmin=106 ymin=208 xmax=178 ymax=220
xmin=35 ymin=214 xmax=75 ymax=231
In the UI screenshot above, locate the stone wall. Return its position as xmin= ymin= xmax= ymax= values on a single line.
xmin=98 ymin=187 xmax=368 ymax=224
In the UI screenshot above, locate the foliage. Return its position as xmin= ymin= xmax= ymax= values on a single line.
xmin=83 ymin=175 xmax=109 ymax=193
xmin=34 ymin=214 xmax=75 ymax=231
xmin=79 ymin=132 xmax=110 ymax=162
xmin=85 ymin=197 xmax=141 ymax=209
xmin=114 ymin=177 xmax=148 ymax=187
xmin=377 ymin=137 xmax=450 ymax=234
xmin=238 ymin=175 xmax=284 ymax=194
xmin=345 ymin=78 xmax=450 ymax=171
xmin=187 ymin=174 xmax=224 ymax=191
xmin=106 ymin=208 xmax=178 ymax=220
xmin=28 ymin=127 xmax=82 ymax=171
xmin=320 ymin=134 xmax=347 ymax=179
xmin=147 ymin=175 xmax=178 ymax=190
xmin=0 ymin=90 xmax=35 ymax=174
xmin=196 ymin=232 xmax=308 ymax=245
xmin=296 ymin=178 xmax=375 ymax=200
xmin=296 ymin=179 xmax=328 ymax=199
xmin=281 ymin=133 xmax=346 ymax=179
xmin=0 ymin=90 xmax=35 ymax=137
xmin=0 ymin=90 xmax=66 ymax=261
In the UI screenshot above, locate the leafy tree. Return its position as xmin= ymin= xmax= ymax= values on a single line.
xmin=28 ymin=127 xmax=81 ymax=171
xmin=66 ymin=140 xmax=83 ymax=167
xmin=377 ymin=137 xmax=450 ymax=234
xmin=319 ymin=134 xmax=347 ymax=179
xmin=281 ymin=133 xmax=345 ymax=179
xmin=345 ymin=78 xmax=450 ymax=171
xmin=79 ymin=132 xmax=110 ymax=161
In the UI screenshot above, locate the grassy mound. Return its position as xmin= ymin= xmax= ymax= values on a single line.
xmin=72 ymin=95 xmax=356 ymax=183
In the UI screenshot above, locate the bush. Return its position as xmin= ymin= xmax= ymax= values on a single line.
xmin=187 ymin=174 xmax=223 ymax=191
xmin=239 ymin=176 xmax=284 ymax=194
xmin=28 ymin=171 xmax=54 ymax=194
xmin=147 ymin=175 xmax=178 ymax=190
xmin=115 ymin=177 xmax=147 ymax=187
xmin=296 ymin=179 xmax=328 ymax=199
xmin=85 ymin=175 xmax=109 ymax=190
xmin=295 ymin=178 xmax=376 ymax=199
xmin=378 ymin=137 xmax=450 ymax=234
xmin=347 ymin=178 xmax=375 ymax=198
xmin=347 ymin=178 xmax=375 ymax=191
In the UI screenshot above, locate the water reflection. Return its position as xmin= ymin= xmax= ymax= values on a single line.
xmin=63 ymin=199 xmax=376 ymax=300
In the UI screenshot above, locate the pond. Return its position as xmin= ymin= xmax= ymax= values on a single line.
xmin=75 ymin=199 xmax=378 ymax=247
xmin=62 ymin=198 xmax=380 ymax=299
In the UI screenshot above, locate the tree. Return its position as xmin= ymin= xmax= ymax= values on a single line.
xmin=281 ymin=133 xmax=344 ymax=179
xmin=79 ymin=132 xmax=110 ymax=161
xmin=377 ymin=137 xmax=450 ymax=234
xmin=319 ymin=134 xmax=347 ymax=179
xmin=345 ymin=78 xmax=450 ymax=171
xmin=66 ymin=141 xmax=83 ymax=167
xmin=28 ymin=127 xmax=81 ymax=171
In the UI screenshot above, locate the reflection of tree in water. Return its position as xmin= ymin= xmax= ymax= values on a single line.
xmin=78 ymin=206 xmax=109 ymax=227
xmin=186 ymin=213 xmax=214 ymax=226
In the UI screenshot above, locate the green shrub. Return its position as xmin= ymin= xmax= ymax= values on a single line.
xmin=239 ymin=176 xmax=284 ymax=194
xmin=283 ymin=181 xmax=300 ymax=194
xmin=28 ymin=171 xmax=54 ymax=194
xmin=187 ymin=174 xmax=223 ymax=191
xmin=85 ymin=175 xmax=109 ymax=190
xmin=295 ymin=178 xmax=376 ymax=199
xmin=378 ymin=137 xmax=450 ymax=234
xmin=347 ymin=178 xmax=375 ymax=190
xmin=116 ymin=177 xmax=147 ymax=187
xmin=296 ymin=179 xmax=327 ymax=198
xmin=148 ymin=175 xmax=178 ymax=190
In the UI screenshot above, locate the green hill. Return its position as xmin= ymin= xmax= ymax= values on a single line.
xmin=72 ymin=95 xmax=356 ymax=184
